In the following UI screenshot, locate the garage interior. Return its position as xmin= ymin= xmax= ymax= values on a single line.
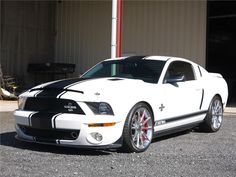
xmin=0 ymin=0 xmax=235 ymax=105
xmin=207 ymin=1 xmax=236 ymax=104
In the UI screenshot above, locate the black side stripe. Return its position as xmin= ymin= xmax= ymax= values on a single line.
xmin=164 ymin=110 xmax=207 ymax=123
xmin=199 ymin=89 xmax=205 ymax=110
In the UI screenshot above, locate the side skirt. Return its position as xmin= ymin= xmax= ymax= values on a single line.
xmin=153 ymin=121 xmax=202 ymax=138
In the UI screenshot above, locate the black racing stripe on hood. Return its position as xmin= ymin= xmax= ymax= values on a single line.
xmin=42 ymin=77 xmax=90 ymax=89
xmin=30 ymin=88 xmax=84 ymax=94
xmin=32 ymin=77 xmax=91 ymax=97
xmin=35 ymin=89 xmax=65 ymax=98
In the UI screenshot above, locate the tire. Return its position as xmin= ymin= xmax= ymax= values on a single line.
xmin=201 ymin=96 xmax=223 ymax=132
xmin=122 ymin=103 xmax=154 ymax=153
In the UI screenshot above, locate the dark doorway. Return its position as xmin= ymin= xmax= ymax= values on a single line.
xmin=207 ymin=1 xmax=236 ymax=105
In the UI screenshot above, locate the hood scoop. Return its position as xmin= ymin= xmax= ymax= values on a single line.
xmin=107 ymin=78 xmax=124 ymax=81
xmin=30 ymin=87 xmax=84 ymax=94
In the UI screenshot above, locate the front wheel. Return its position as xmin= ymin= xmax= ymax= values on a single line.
xmin=122 ymin=103 xmax=154 ymax=153
xmin=201 ymin=96 xmax=223 ymax=132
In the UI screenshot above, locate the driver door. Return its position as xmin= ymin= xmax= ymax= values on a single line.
xmin=159 ymin=61 xmax=202 ymax=121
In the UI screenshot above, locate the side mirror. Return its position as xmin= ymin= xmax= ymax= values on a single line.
xmin=166 ymin=74 xmax=185 ymax=83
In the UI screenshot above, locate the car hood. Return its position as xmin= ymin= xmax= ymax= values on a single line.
xmin=27 ymin=77 xmax=155 ymax=101
xmin=68 ymin=77 xmax=151 ymax=94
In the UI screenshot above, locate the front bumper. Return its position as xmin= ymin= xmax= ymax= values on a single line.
xmin=15 ymin=134 xmax=123 ymax=149
xmin=14 ymin=110 xmax=124 ymax=148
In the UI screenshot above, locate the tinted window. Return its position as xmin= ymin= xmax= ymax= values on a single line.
xmin=82 ymin=59 xmax=166 ymax=83
xmin=164 ymin=61 xmax=195 ymax=82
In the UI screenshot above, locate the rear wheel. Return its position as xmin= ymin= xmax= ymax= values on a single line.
xmin=201 ymin=96 xmax=223 ymax=132
xmin=122 ymin=103 xmax=154 ymax=153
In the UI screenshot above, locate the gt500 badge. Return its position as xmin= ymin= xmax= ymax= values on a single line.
xmin=155 ymin=120 xmax=166 ymax=126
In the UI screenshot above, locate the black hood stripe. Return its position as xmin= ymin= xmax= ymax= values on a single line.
xmin=31 ymin=88 xmax=84 ymax=94
xmin=42 ymin=78 xmax=87 ymax=89
xmin=35 ymin=89 xmax=65 ymax=98
xmin=32 ymin=77 xmax=94 ymax=98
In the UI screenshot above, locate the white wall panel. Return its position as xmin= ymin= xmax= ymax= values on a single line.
xmin=123 ymin=0 xmax=207 ymax=66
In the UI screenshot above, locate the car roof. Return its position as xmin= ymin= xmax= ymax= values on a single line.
xmin=144 ymin=56 xmax=172 ymax=61
xmin=104 ymin=55 xmax=193 ymax=63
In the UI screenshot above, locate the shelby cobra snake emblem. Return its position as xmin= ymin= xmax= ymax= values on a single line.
xmin=64 ymin=102 xmax=77 ymax=112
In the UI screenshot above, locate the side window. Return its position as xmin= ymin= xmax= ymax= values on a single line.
xmin=164 ymin=61 xmax=195 ymax=82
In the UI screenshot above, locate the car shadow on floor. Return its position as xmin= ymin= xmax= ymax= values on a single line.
xmin=151 ymin=129 xmax=193 ymax=143
xmin=0 ymin=131 xmax=112 ymax=156
xmin=0 ymin=130 xmax=195 ymax=155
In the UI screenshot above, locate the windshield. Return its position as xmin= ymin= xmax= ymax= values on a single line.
xmin=81 ymin=59 xmax=166 ymax=83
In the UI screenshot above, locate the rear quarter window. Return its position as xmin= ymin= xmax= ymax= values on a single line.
xmin=165 ymin=61 xmax=195 ymax=81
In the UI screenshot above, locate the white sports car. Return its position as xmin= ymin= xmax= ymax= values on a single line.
xmin=14 ymin=56 xmax=228 ymax=152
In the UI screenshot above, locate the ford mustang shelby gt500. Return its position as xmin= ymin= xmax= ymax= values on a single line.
xmin=14 ymin=56 xmax=228 ymax=152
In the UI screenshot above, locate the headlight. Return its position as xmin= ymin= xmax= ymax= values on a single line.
xmin=18 ymin=97 xmax=27 ymax=110
xmin=86 ymin=102 xmax=114 ymax=115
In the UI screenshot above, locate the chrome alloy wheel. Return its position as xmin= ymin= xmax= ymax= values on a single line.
xmin=210 ymin=98 xmax=223 ymax=130
xmin=130 ymin=107 xmax=153 ymax=150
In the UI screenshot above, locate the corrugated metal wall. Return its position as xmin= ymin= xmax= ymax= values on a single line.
xmin=55 ymin=0 xmax=111 ymax=75
xmin=0 ymin=1 xmax=56 ymax=87
xmin=55 ymin=0 xmax=206 ymax=76
xmin=123 ymin=0 xmax=207 ymax=66
xmin=1 ymin=0 xmax=207 ymax=88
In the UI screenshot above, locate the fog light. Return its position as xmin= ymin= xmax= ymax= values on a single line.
xmin=87 ymin=132 xmax=104 ymax=144
xmin=71 ymin=131 xmax=79 ymax=139
xmin=94 ymin=133 xmax=103 ymax=141
xmin=90 ymin=132 xmax=103 ymax=142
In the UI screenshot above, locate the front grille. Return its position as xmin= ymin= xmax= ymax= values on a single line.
xmin=19 ymin=125 xmax=80 ymax=140
xmin=23 ymin=97 xmax=85 ymax=114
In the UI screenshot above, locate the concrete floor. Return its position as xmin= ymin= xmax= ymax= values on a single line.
xmin=0 ymin=101 xmax=18 ymax=112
